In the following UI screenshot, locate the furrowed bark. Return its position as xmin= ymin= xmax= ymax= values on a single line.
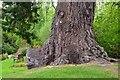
xmin=26 ymin=2 xmax=118 ymax=69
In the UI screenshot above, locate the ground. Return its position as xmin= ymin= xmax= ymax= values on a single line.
xmin=0 ymin=58 xmax=119 ymax=78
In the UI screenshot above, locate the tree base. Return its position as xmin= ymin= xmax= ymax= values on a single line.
xmin=26 ymin=40 xmax=118 ymax=69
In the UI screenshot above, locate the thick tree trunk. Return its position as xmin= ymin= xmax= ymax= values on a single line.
xmin=26 ymin=2 xmax=118 ymax=69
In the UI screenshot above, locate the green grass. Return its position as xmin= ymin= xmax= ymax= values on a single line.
xmin=0 ymin=58 xmax=119 ymax=78
xmin=1 ymin=58 xmax=28 ymax=78
xmin=112 ymin=63 xmax=120 ymax=67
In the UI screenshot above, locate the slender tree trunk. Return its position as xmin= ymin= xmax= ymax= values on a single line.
xmin=26 ymin=2 xmax=118 ymax=69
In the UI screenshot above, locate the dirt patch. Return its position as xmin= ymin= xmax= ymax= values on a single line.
xmin=10 ymin=65 xmax=26 ymax=68
xmin=37 ymin=60 xmax=118 ymax=75
xmin=36 ymin=60 xmax=111 ymax=68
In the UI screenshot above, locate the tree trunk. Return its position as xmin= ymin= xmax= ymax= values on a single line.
xmin=26 ymin=2 xmax=118 ymax=69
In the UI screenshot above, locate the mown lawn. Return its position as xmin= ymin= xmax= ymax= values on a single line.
xmin=0 ymin=58 xmax=119 ymax=78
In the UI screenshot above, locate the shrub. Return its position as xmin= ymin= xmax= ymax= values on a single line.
xmin=93 ymin=3 xmax=120 ymax=58
xmin=0 ymin=53 xmax=8 ymax=60
xmin=12 ymin=62 xmax=26 ymax=67
xmin=21 ymin=47 xmax=28 ymax=56
xmin=33 ymin=44 xmax=42 ymax=48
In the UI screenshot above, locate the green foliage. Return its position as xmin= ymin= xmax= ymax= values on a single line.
xmin=0 ymin=53 xmax=8 ymax=60
xmin=0 ymin=55 xmax=2 ymax=60
xmin=30 ymin=2 xmax=55 ymax=45
xmin=2 ymin=32 xmax=19 ymax=54
xmin=2 ymin=2 xmax=40 ymax=44
xmin=2 ymin=2 xmax=55 ymax=54
xmin=21 ymin=47 xmax=28 ymax=56
xmin=94 ymin=2 xmax=120 ymax=58
xmin=0 ymin=27 xmax=2 ymax=54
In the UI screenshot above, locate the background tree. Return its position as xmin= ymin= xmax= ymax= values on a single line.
xmin=1 ymin=1 xmax=55 ymax=55
xmin=2 ymin=2 xmax=39 ymax=44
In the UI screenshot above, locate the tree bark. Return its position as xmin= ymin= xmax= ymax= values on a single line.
xmin=26 ymin=2 xmax=118 ymax=69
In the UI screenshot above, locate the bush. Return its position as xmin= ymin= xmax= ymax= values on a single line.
xmin=12 ymin=62 xmax=26 ymax=67
xmin=0 ymin=53 xmax=8 ymax=60
xmin=2 ymin=32 xmax=20 ymax=55
xmin=93 ymin=3 xmax=120 ymax=58
xmin=2 ymin=43 xmax=17 ymax=55
xmin=21 ymin=47 xmax=29 ymax=56
xmin=0 ymin=55 xmax=2 ymax=60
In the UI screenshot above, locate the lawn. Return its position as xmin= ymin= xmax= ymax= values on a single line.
xmin=0 ymin=58 xmax=119 ymax=78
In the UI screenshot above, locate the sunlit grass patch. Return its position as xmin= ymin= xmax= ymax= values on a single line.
xmin=1 ymin=58 xmax=119 ymax=78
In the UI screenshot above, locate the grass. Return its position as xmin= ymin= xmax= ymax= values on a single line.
xmin=0 ymin=58 xmax=119 ymax=78
xmin=1 ymin=58 xmax=28 ymax=78
xmin=112 ymin=63 xmax=120 ymax=67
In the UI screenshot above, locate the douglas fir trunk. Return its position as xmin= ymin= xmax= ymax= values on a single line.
xmin=26 ymin=2 xmax=118 ymax=69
